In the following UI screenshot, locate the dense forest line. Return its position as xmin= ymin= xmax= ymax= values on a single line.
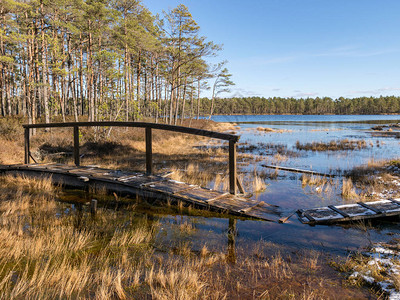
xmin=0 ymin=0 xmax=233 ymax=125
xmin=1 ymin=1 xmax=399 ymax=127
xmin=197 ymin=95 xmax=400 ymax=115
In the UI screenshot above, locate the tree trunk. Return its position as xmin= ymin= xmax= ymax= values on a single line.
xmin=87 ymin=28 xmax=94 ymax=121
xmin=136 ymin=51 xmax=141 ymax=120
xmin=41 ymin=1 xmax=50 ymax=124
xmin=197 ymin=78 xmax=200 ymax=119
xmin=180 ymin=77 xmax=187 ymax=125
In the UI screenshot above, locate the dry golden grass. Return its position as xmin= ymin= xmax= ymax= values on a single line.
xmin=296 ymin=139 xmax=368 ymax=151
xmin=391 ymin=273 xmax=400 ymax=291
xmin=301 ymin=174 xmax=328 ymax=187
xmin=331 ymin=252 xmax=387 ymax=290
xmin=343 ymin=158 xmax=400 ymax=201
xmin=0 ymin=174 xmax=372 ymax=299
xmin=256 ymin=127 xmax=292 ymax=133
xmin=341 ymin=178 xmax=359 ymax=200
xmin=301 ymin=174 xmax=335 ymax=195
xmin=257 ymin=126 xmax=275 ymax=132
xmin=169 ymin=163 xmax=216 ymax=188
xmin=273 ymin=153 xmax=288 ymax=162
xmin=252 ymin=173 xmax=267 ymax=193
xmin=0 ymin=117 xmax=380 ymax=299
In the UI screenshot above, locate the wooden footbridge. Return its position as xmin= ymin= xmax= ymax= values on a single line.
xmin=0 ymin=122 xmax=281 ymax=222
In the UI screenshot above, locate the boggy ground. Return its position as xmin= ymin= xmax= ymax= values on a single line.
xmin=0 ymin=174 xmax=375 ymax=299
xmin=0 ymin=116 xmax=388 ymax=298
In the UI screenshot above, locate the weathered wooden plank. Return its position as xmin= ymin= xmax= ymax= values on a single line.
xmin=0 ymin=163 xmax=282 ymax=222
xmin=335 ymin=204 xmax=374 ymax=217
xmin=144 ymin=180 xmax=196 ymax=195
xmin=261 ymin=164 xmax=336 ymax=177
xmin=245 ymin=205 xmax=281 ymax=222
xmin=171 ymin=185 xmax=198 ymax=195
xmin=239 ymin=201 xmax=263 ymax=213
xmin=206 ymin=192 xmax=231 ymax=203
xmin=390 ymin=199 xmax=400 ymax=207
xmin=357 ymin=202 xmax=383 ymax=214
xmin=297 ymin=199 xmax=400 ymax=224
xmin=171 ymin=187 xmax=224 ymax=202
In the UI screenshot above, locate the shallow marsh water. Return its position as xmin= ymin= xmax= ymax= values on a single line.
xmin=59 ymin=115 xmax=400 ymax=263
xmin=210 ymin=115 xmax=400 ymax=256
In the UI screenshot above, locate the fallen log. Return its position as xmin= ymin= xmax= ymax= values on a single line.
xmin=261 ymin=164 xmax=337 ymax=177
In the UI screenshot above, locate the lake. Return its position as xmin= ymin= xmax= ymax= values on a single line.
xmin=162 ymin=114 xmax=400 ymax=256
xmin=65 ymin=115 xmax=400 ymax=259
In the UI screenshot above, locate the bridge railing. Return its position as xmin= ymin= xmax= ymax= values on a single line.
xmin=23 ymin=122 xmax=240 ymax=194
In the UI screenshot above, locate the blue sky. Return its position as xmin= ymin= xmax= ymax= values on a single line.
xmin=142 ymin=0 xmax=400 ymax=99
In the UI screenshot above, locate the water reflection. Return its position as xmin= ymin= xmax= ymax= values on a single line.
xmin=227 ymin=218 xmax=237 ymax=263
xmin=57 ymin=189 xmax=400 ymax=261
xmin=57 ymin=114 xmax=400 ymax=260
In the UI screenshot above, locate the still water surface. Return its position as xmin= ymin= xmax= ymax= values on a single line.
xmin=67 ymin=115 xmax=400 ymax=257
xmin=208 ymin=115 xmax=400 ymax=255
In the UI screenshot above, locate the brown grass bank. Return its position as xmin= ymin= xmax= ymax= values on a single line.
xmin=344 ymin=158 xmax=400 ymax=201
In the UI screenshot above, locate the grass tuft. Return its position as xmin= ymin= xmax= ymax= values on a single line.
xmin=296 ymin=139 xmax=368 ymax=151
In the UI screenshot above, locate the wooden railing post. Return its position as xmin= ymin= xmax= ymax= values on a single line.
xmin=145 ymin=126 xmax=152 ymax=175
xmin=229 ymin=140 xmax=237 ymax=195
xmin=24 ymin=127 xmax=30 ymax=164
xmin=73 ymin=126 xmax=80 ymax=166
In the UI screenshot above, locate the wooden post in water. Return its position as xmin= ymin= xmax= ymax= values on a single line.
xmin=229 ymin=140 xmax=237 ymax=195
xmin=90 ymin=199 xmax=97 ymax=216
xmin=24 ymin=127 xmax=30 ymax=164
xmin=145 ymin=127 xmax=153 ymax=175
xmin=73 ymin=126 xmax=80 ymax=166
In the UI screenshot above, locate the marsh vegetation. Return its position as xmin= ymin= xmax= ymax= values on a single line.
xmin=0 ymin=174 xmax=374 ymax=299
xmin=2 ymin=115 xmax=400 ymax=298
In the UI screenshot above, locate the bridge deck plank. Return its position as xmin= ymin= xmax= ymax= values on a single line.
xmin=0 ymin=163 xmax=280 ymax=222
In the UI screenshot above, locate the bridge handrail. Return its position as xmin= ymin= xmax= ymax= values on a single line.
xmin=23 ymin=121 xmax=239 ymax=194
xmin=22 ymin=121 xmax=239 ymax=142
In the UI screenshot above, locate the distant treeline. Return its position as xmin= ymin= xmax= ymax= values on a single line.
xmin=197 ymin=96 xmax=400 ymax=115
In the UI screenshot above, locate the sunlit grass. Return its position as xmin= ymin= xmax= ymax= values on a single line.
xmin=0 ymin=174 xmax=368 ymax=299
xmin=296 ymin=139 xmax=368 ymax=151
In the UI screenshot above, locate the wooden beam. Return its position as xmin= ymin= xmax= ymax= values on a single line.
xmin=236 ymin=176 xmax=245 ymax=194
xmin=73 ymin=126 xmax=80 ymax=166
xmin=206 ymin=192 xmax=230 ymax=203
xmin=261 ymin=164 xmax=336 ymax=177
xmin=298 ymin=209 xmax=316 ymax=222
xmin=239 ymin=201 xmax=262 ymax=213
xmin=145 ymin=127 xmax=152 ymax=175
xmin=22 ymin=121 xmax=239 ymax=142
xmin=229 ymin=140 xmax=237 ymax=195
xmin=328 ymin=205 xmax=350 ymax=218
xmin=24 ymin=127 xmax=30 ymax=164
xmin=357 ymin=202 xmax=383 ymax=214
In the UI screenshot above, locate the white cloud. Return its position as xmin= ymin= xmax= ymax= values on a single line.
xmin=228 ymin=88 xmax=262 ymax=97
xmin=292 ymin=92 xmax=319 ymax=98
xmin=349 ymin=87 xmax=400 ymax=95
xmin=241 ymin=45 xmax=399 ymax=66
